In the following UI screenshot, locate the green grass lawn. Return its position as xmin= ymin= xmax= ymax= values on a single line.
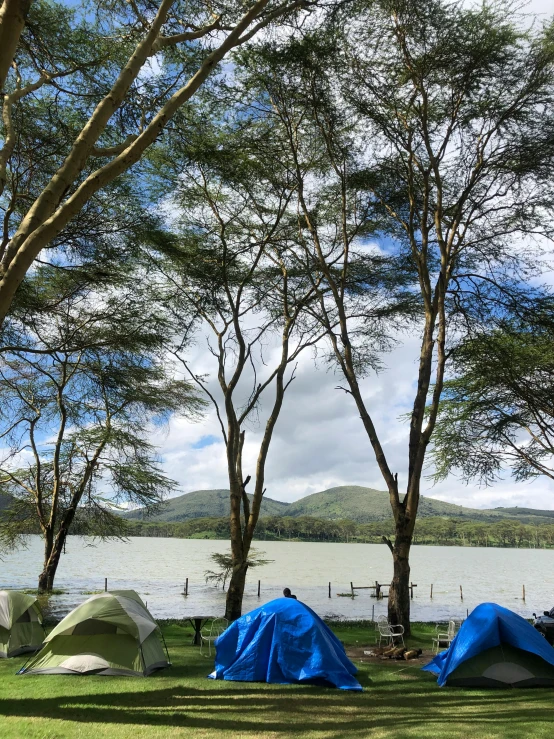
xmin=0 ymin=621 xmax=551 ymax=739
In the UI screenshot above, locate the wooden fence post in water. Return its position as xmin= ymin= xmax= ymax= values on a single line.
xmin=184 ymin=578 xmax=189 ymax=596
xmin=104 ymin=578 xmax=107 ymax=592
xmin=372 ymin=605 xmax=375 ymax=622
xmin=460 ymin=585 xmax=463 ymax=601
xmin=329 ymin=582 xmax=331 ymax=598
xmin=257 ymin=580 xmax=261 ymax=597
xmin=522 ymin=584 xmax=525 ymax=601
xmin=430 ymin=584 xmax=433 ymax=599
xmin=351 ymin=582 xmax=354 ymax=597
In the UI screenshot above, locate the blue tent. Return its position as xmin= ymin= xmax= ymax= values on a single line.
xmin=423 ymin=602 xmax=554 ymax=687
xmin=208 ymin=598 xmax=362 ymax=691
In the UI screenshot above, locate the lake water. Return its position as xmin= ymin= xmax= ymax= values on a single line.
xmin=1 ymin=536 xmax=553 ymax=622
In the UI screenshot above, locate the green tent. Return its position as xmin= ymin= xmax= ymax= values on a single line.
xmin=19 ymin=590 xmax=170 ymax=676
xmin=0 ymin=590 xmax=44 ymax=658
xmin=446 ymin=643 xmax=554 ymax=687
xmin=424 ymin=603 xmax=554 ymax=688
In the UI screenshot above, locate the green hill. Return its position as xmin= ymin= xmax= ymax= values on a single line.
xmin=487 ymin=507 xmax=554 ymax=526
xmin=286 ymin=486 xmax=388 ymax=521
xmin=125 ymin=484 xmax=521 ymax=524
xmin=286 ymin=485 xmax=507 ymax=522
xmin=497 ymin=507 xmax=554 ymax=518
xmin=125 ymin=488 xmax=289 ymax=522
xmin=4 ymin=483 xmax=553 ymax=528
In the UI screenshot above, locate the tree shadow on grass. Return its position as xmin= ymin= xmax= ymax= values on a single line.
xmin=0 ymin=681 xmax=552 ymax=738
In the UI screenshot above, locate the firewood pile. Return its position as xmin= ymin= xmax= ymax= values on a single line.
xmin=381 ymin=646 xmax=423 ymax=660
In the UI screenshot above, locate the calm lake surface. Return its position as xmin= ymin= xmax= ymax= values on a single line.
xmin=2 ymin=536 xmax=553 ymax=622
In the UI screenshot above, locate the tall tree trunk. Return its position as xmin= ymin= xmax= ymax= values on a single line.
xmin=0 ymin=0 xmax=31 ymax=92
xmin=37 ymin=518 xmax=72 ymax=592
xmin=37 ymin=556 xmax=57 ymax=592
xmin=37 ymin=528 xmax=67 ymax=592
xmin=38 ymin=529 xmax=54 ymax=592
xmin=224 ymin=560 xmax=248 ymax=622
xmin=387 ymin=530 xmax=412 ymax=634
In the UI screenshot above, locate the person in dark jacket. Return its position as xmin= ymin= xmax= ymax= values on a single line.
xmin=283 ymin=587 xmax=297 ymax=600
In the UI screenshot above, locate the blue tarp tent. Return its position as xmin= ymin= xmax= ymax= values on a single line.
xmin=423 ymin=602 xmax=554 ymax=687
xmin=208 ymin=598 xmax=362 ymax=691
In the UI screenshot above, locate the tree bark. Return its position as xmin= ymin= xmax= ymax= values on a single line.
xmin=224 ymin=560 xmax=248 ymax=622
xmin=387 ymin=531 xmax=412 ymax=634
xmin=37 ymin=498 xmax=79 ymax=592
xmin=38 ymin=528 xmax=54 ymax=592
xmin=37 ymin=527 xmax=67 ymax=592
xmin=0 ymin=0 xmax=31 ymax=93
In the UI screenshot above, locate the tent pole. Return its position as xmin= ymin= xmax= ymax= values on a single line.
xmin=159 ymin=628 xmax=171 ymax=665
xmin=17 ymin=650 xmax=36 ymax=674
xmin=139 ymin=644 xmax=147 ymax=676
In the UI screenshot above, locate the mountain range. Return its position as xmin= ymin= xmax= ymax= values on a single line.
xmin=124 ymin=485 xmax=554 ymax=525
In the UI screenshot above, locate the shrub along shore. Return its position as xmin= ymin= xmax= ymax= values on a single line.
xmin=125 ymin=515 xmax=554 ymax=549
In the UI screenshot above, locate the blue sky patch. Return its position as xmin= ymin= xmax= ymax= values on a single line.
xmin=191 ymin=435 xmax=220 ymax=449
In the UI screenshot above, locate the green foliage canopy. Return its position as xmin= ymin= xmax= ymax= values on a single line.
xmin=0 ymin=262 xmax=204 ymax=588
xmin=432 ymin=309 xmax=554 ymax=485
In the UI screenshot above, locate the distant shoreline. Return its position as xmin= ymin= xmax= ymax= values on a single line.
xmin=123 ymin=516 xmax=554 ymax=550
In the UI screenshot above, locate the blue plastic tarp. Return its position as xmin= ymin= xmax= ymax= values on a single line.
xmin=423 ymin=602 xmax=554 ymax=686
xmin=208 ymin=598 xmax=362 ymax=691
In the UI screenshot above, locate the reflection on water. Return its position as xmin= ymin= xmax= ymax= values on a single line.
xmin=1 ymin=536 xmax=553 ymax=622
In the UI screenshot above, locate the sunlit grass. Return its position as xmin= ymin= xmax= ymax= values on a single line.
xmin=0 ymin=622 xmax=551 ymax=738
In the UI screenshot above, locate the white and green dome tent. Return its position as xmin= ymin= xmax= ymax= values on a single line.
xmin=0 ymin=590 xmax=44 ymax=658
xmin=19 ymin=590 xmax=170 ymax=676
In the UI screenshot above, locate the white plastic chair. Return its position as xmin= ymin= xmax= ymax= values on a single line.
xmin=432 ymin=620 xmax=458 ymax=653
xmin=377 ymin=619 xmax=405 ymax=648
xmin=375 ymin=614 xmax=388 ymax=640
xmin=200 ymin=618 xmax=228 ymax=657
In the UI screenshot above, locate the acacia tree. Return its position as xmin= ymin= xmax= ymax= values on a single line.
xmin=241 ymin=0 xmax=554 ymax=630
xmin=431 ymin=306 xmax=554 ymax=485
xmin=0 ymin=266 xmax=202 ymax=591
xmin=204 ymin=550 xmax=272 ymax=591
xmin=148 ymin=113 xmax=328 ymax=619
xmin=0 ymin=0 xmax=316 ymax=328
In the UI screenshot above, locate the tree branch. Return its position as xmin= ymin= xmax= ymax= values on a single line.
xmin=150 ymin=16 xmax=223 ymax=52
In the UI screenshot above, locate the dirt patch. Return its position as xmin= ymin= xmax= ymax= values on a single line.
xmin=345 ymin=645 xmax=434 ymax=665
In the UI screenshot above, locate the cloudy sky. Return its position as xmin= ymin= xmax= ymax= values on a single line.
xmin=153 ymin=323 xmax=554 ymax=511
xmin=154 ymin=236 xmax=554 ymax=512
xmin=151 ymin=0 xmax=554 ymax=512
